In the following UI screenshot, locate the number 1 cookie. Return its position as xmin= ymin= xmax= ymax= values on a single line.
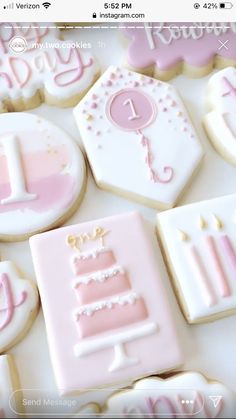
xmin=0 ymin=22 xmax=99 ymax=111
xmin=0 ymin=112 xmax=86 ymax=240
xmin=204 ymin=67 xmax=236 ymax=165
xmin=74 ymin=66 xmax=203 ymax=210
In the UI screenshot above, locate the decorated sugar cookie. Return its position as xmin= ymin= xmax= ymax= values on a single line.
xmin=30 ymin=212 xmax=182 ymax=394
xmin=74 ymin=66 xmax=203 ymax=210
xmin=122 ymin=23 xmax=236 ymax=80
xmin=204 ymin=67 xmax=236 ymax=165
xmin=157 ymin=193 xmax=236 ymax=323
xmin=0 ymin=355 xmax=21 ymax=417
xmin=0 ymin=259 xmax=39 ymax=353
xmin=0 ymin=112 xmax=86 ymax=240
xmin=0 ymin=22 xmax=99 ymax=111
xmin=79 ymin=372 xmax=236 ymax=418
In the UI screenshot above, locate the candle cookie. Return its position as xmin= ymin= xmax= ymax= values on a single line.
xmin=204 ymin=67 xmax=236 ymax=166
xmin=122 ymin=23 xmax=236 ymax=80
xmin=0 ymin=22 xmax=99 ymax=111
xmin=74 ymin=66 xmax=203 ymax=210
xmin=0 ymin=259 xmax=39 ymax=353
xmin=30 ymin=212 xmax=182 ymax=394
xmin=79 ymin=372 xmax=236 ymax=418
xmin=157 ymin=193 xmax=236 ymax=323
xmin=0 ymin=112 xmax=86 ymax=240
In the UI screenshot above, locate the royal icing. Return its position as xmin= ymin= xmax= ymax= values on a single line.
xmin=80 ymin=372 xmax=236 ymax=418
xmin=0 ymin=355 xmax=19 ymax=418
xmin=157 ymin=193 xmax=236 ymax=323
xmin=0 ymin=23 xmax=99 ymax=111
xmin=0 ymin=112 xmax=85 ymax=239
xmin=74 ymin=66 xmax=203 ymax=209
xmin=0 ymin=260 xmax=39 ymax=353
xmin=204 ymin=67 xmax=236 ymax=165
xmin=30 ymin=212 xmax=182 ymax=394
xmin=122 ymin=23 xmax=236 ymax=77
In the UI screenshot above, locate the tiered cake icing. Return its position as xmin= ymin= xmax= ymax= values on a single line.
xmin=71 ymin=244 xmax=148 ymax=338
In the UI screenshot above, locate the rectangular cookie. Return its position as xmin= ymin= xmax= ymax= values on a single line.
xmin=30 ymin=212 xmax=183 ymax=395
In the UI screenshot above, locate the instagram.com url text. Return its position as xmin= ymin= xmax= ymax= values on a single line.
xmin=99 ymin=12 xmax=145 ymax=19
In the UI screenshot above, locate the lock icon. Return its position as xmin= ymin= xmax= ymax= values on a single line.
xmin=92 ymin=12 xmax=97 ymax=18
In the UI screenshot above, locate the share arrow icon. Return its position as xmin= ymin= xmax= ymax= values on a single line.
xmin=209 ymin=396 xmax=223 ymax=408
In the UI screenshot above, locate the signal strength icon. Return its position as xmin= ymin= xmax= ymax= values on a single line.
xmin=3 ymin=2 xmax=14 ymax=9
xmin=42 ymin=2 xmax=51 ymax=8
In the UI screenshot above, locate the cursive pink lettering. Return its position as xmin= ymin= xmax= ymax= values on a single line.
xmin=8 ymin=57 xmax=31 ymax=88
xmin=54 ymin=48 xmax=93 ymax=87
xmin=0 ymin=273 xmax=27 ymax=331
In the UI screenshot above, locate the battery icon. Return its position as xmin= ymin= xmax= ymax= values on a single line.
xmin=219 ymin=2 xmax=233 ymax=8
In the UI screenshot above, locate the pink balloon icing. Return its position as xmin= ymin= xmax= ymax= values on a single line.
xmin=106 ymin=89 xmax=156 ymax=131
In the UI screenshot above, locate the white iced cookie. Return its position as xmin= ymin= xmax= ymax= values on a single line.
xmin=0 ymin=112 xmax=86 ymax=240
xmin=80 ymin=372 xmax=236 ymax=418
xmin=0 ymin=355 xmax=22 ymax=417
xmin=0 ymin=22 xmax=99 ymax=111
xmin=204 ymin=67 xmax=236 ymax=166
xmin=0 ymin=260 xmax=39 ymax=353
xmin=74 ymin=66 xmax=203 ymax=210
xmin=157 ymin=193 xmax=236 ymax=323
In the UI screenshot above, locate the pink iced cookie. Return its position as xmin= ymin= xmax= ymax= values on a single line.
xmin=30 ymin=212 xmax=183 ymax=394
xmin=122 ymin=23 xmax=236 ymax=80
xmin=74 ymin=66 xmax=203 ymax=210
xmin=158 ymin=193 xmax=236 ymax=323
xmin=0 ymin=112 xmax=86 ymax=240
xmin=0 ymin=22 xmax=99 ymax=111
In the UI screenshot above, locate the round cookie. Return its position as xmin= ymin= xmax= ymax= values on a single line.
xmin=204 ymin=67 xmax=236 ymax=166
xmin=0 ymin=22 xmax=99 ymax=111
xmin=0 ymin=260 xmax=39 ymax=353
xmin=122 ymin=23 xmax=236 ymax=80
xmin=0 ymin=112 xmax=86 ymax=240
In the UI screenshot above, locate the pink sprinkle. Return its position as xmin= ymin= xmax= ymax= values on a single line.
xmin=158 ymin=98 xmax=163 ymax=103
xmin=183 ymin=118 xmax=188 ymax=123
xmin=96 ymin=144 xmax=102 ymax=149
xmin=99 ymin=115 xmax=103 ymax=119
xmin=96 ymin=131 xmax=101 ymax=136
xmin=105 ymin=91 xmax=109 ymax=96
xmin=149 ymin=78 xmax=154 ymax=84
xmin=170 ymin=100 xmax=176 ymax=107
xmin=110 ymin=72 xmax=116 ymax=79
xmin=87 ymin=126 xmax=92 ymax=130
xmin=106 ymin=80 xmax=112 ymax=87
xmin=119 ymin=74 xmax=123 ymax=78
xmin=128 ymin=72 xmax=132 ymax=76
xmin=182 ymin=126 xmax=187 ymax=132
xmin=91 ymin=102 xmax=97 ymax=109
xmin=134 ymin=81 xmax=139 ymax=87
xmin=92 ymin=94 xmax=97 ymax=100
xmin=82 ymin=109 xmax=86 ymax=114
xmin=162 ymin=107 xmax=168 ymax=112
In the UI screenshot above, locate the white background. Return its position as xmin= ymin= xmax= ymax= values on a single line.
xmin=5 ymin=26 xmax=236 ymax=416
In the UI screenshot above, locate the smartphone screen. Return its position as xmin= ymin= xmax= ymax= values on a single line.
xmin=0 ymin=1 xmax=235 ymax=418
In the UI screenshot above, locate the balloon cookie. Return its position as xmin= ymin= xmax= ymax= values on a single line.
xmin=0 ymin=22 xmax=99 ymax=111
xmin=74 ymin=66 xmax=203 ymax=210
xmin=0 ymin=112 xmax=86 ymax=240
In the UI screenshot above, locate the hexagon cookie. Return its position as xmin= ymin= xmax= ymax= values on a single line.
xmin=74 ymin=66 xmax=203 ymax=210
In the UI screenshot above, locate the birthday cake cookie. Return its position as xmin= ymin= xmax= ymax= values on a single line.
xmin=74 ymin=66 xmax=203 ymax=210
xmin=157 ymin=194 xmax=236 ymax=324
xmin=204 ymin=67 xmax=236 ymax=166
xmin=122 ymin=23 xmax=236 ymax=80
xmin=0 ymin=355 xmax=22 ymax=417
xmin=0 ymin=112 xmax=86 ymax=240
xmin=79 ymin=372 xmax=236 ymax=418
xmin=0 ymin=22 xmax=99 ymax=111
xmin=30 ymin=212 xmax=183 ymax=394
xmin=0 ymin=259 xmax=39 ymax=354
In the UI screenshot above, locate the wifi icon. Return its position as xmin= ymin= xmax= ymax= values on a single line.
xmin=42 ymin=2 xmax=51 ymax=8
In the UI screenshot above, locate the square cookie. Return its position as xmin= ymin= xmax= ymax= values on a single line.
xmin=30 ymin=212 xmax=182 ymax=395
xmin=157 ymin=194 xmax=236 ymax=323
xmin=74 ymin=66 xmax=203 ymax=210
